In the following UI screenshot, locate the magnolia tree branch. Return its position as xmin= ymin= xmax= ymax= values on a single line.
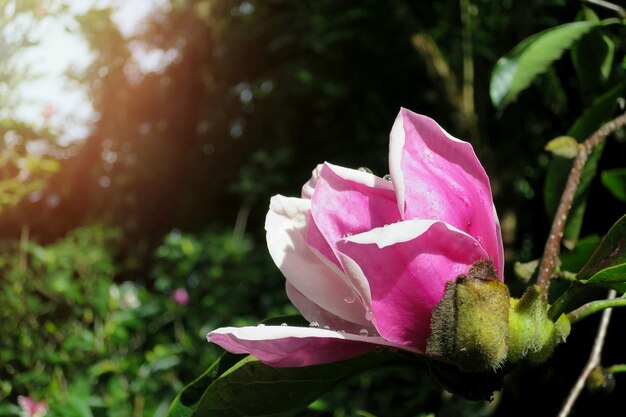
xmin=537 ymin=111 xmax=626 ymax=295
xmin=557 ymin=290 xmax=616 ymax=417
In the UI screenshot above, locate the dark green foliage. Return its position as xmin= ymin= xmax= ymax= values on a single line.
xmin=577 ymin=214 xmax=626 ymax=292
xmin=2 ymin=0 xmax=626 ymax=416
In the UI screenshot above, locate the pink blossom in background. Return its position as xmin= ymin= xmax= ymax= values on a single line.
xmin=18 ymin=396 xmax=48 ymax=417
xmin=172 ymin=287 xmax=190 ymax=306
xmin=208 ymin=108 xmax=504 ymax=367
xmin=42 ymin=104 xmax=55 ymax=121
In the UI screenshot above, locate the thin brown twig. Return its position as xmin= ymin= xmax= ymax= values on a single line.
xmin=537 ymin=111 xmax=626 ymax=294
xmin=581 ymin=0 xmax=626 ymax=18
xmin=557 ymin=290 xmax=616 ymax=417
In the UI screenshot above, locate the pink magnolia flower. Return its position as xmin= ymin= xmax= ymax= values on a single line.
xmin=18 ymin=396 xmax=48 ymax=417
xmin=208 ymin=108 xmax=504 ymax=367
xmin=172 ymin=287 xmax=190 ymax=306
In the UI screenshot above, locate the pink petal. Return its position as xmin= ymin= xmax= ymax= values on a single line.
xmin=336 ymin=219 xmax=489 ymax=350
xmin=18 ymin=396 xmax=35 ymax=412
xmin=285 ymin=282 xmax=376 ymax=335
xmin=389 ymin=108 xmax=504 ymax=276
xmin=301 ymin=164 xmax=323 ymax=199
xmin=308 ymin=163 xmax=400 ymax=269
xmin=265 ymin=195 xmax=369 ymax=326
xmin=207 ymin=325 xmax=419 ymax=367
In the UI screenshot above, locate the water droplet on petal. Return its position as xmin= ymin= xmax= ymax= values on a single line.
xmin=383 ymin=174 xmax=392 ymax=181
xmin=359 ymin=329 xmax=369 ymax=336
xmin=339 ymin=330 xmax=346 ymax=333
xmin=343 ymin=290 xmax=357 ymax=303
xmin=280 ymin=323 xmax=288 ymax=327
xmin=343 ymin=232 xmax=353 ymax=239
xmin=309 ymin=322 xmax=320 ymax=328
xmin=357 ymin=167 xmax=373 ymax=174
xmin=257 ymin=323 xmax=265 ymax=327
xmin=365 ymin=309 xmax=374 ymax=321
xmin=323 ymin=325 xmax=330 ymax=329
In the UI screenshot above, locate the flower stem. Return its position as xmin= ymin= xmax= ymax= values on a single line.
xmin=547 ymin=283 xmax=588 ymax=322
xmin=567 ymin=294 xmax=626 ymax=324
xmin=537 ymin=111 xmax=626 ymax=295
xmin=606 ymin=364 xmax=626 ymax=374
xmin=557 ymin=290 xmax=616 ymax=417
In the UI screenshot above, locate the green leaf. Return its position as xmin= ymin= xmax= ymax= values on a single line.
xmin=191 ymin=352 xmax=410 ymax=417
xmin=577 ymin=214 xmax=626 ymax=292
xmin=490 ymin=19 xmax=619 ymax=110
xmin=602 ymin=168 xmax=626 ymax=202
xmin=543 ymin=84 xmax=624 ymax=248
xmin=560 ymin=235 xmax=601 ymax=273
xmin=165 ymin=352 xmax=244 ymax=417
xmin=545 ymin=136 xmax=579 ymax=159
xmin=165 ymin=314 xmax=318 ymax=417
xmin=571 ymin=8 xmax=615 ymax=98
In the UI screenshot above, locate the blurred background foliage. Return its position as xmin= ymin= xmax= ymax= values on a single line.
xmin=1 ymin=0 xmax=626 ymax=416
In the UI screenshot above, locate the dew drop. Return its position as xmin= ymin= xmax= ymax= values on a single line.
xmin=309 ymin=322 xmax=320 ymax=328
xmin=257 ymin=323 xmax=265 ymax=327
xmin=339 ymin=330 xmax=346 ymax=333
xmin=323 ymin=325 xmax=330 ymax=330
xmin=343 ymin=232 xmax=353 ymax=238
xmin=383 ymin=174 xmax=392 ymax=181
xmin=343 ymin=290 xmax=357 ymax=303
xmin=358 ymin=167 xmax=373 ymax=174
xmin=359 ymin=329 xmax=369 ymax=336
xmin=280 ymin=323 xmax=288 ymax=327
xmin=365 ymin=309 xmax=374 ymax=321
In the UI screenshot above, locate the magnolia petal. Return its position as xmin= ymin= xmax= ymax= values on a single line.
xmin=301 ymin=163 xmax=324 ymax=199
xmin=285 ymin=282 xmax=376 ymax=334
xmin=336 ymin=219 xmax=489 ymax=350
xmin=389 ymin=108 xmax=504 ymax=276
xmin=265 ymin=195 xmax=369 ymax=325
xmin=308 ymin=163 xmax=399 ymax=268
xmin=207 ymin=325 xmax=420 ymax=367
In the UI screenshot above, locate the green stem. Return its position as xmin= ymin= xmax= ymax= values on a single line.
xmin=567 ymin=296 xmax=626 ymax=324
xmin=557 ymin=271 xmax=577 ymax=282
xmin=548 ymin=284 xmax=589 ymax=321
xmin=606 ymin=364 xmax=626 ymax=374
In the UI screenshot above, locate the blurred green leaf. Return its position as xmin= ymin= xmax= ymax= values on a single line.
xmin=577 ymin=214 xmax=626 ymax=292
xmin=490 ymin=19 xmax=619 ymax=110
xmin=602 ymin=168 xmax=626 ymax=201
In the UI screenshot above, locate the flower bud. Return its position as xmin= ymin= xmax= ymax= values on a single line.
xmin=427 ymin=260 xmax=510 ymax=372
xmin=507 ymin=285 xmax=570 ymax=364
xmin=427 ymin=261 xmax=570 ymax=372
